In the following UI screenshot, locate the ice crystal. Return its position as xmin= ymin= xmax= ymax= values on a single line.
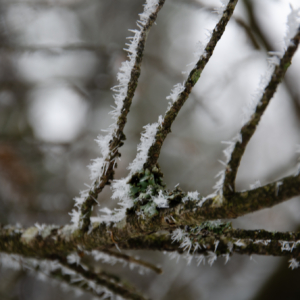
xmin=128 ymin=120 xmax=162 ymax=175
xmin=182 ymin=191 xmax=199 ymax=202
xmin=180 ymin=236 xmax=193 ymax=253
xmin=253 ymin=240 xmax=271 ymax=246
xmin=171 ymin=228 xmax=186 ymax=243
xmin=166 ymin=83 xmax=185 ymax=103
xmin=284 ymin=6 xmax=300 ymax=49
xmin=71 ymin=0 xmax=161 ymax=228
xmin=152 ymin=190 xmax=169 ymax=208
xmin=207 ymin=251 xmax=217 ymax=266
xmin=196 ymin=254 xmax=206 ymax=266
xmin=275 ymin=181 xmax=283 ymax=196
xmin=67 ymin=253 xmax=81 ymax=266
xmin=249 ymin=180 xmax=261 ymax=190
xmin=289 ymin=258 xmax=300 ymax=270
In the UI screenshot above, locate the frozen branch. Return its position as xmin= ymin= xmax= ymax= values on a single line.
xmin=223 ymin=24 xmax=300 ymax=196
xmin=120 ymin=226 xmax=300 ymax=268
xmin=1 ymin=172 xmax=300 ymax=262
xmin=96 ymin=249 xmax=162 ymax=274
xmin=73 ymin=0 xmax=166 ymax=233
xmin=143 ymin=0 xmax=239 ymax=170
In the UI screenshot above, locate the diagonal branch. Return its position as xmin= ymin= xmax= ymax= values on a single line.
xmin=143 ymin=0 xmax=239 ymax=170
xmin=57 ymin=258 xmax=149 ymax=300
xmin=97 ymin=249 xmax=162 ymax=274
xmin=75 ymin=0 xmax=166 ymax=233
xmin=223 ymin=26 xmax=300 ymax=196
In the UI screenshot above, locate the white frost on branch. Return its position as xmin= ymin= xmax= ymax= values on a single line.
xmin=207 ymin=251 xmax=217 ymax=266
xmin=242 ymin=52 xmax=280 ymax=126
xmin=249 ymin=180 xmax=261 ymax=190
xmin=166 ymin=83 xmax=185 ymax=104
xmin=128 ymin=117 xmax=163 ymax=174
xmin=182 ymin=191 xmax=200 ymax=202
xmin=152 ymin=190 xmax=169 ymax=208
xmin=171 ymin=228 xmax=186 ymax=243
xmin=284 ymin=6 xmax=300 ymax=50
xmin=211 ymin=133 xmax=242 ymax=199
xmin=94 ymin=116 xmax=163 ymax=223
xmin=214 ymin=0 xmax=229 ymax=15
xmin=243 ymin=8 xmax=300 ymax=127
xmin=71 ymin=0 xmax=161 ymax=228
xmin=289 ymin=258 xmax=300 ymax=270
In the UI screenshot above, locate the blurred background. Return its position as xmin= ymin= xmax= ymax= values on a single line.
xmin=1 ymin=0 xmax=300 ymax=299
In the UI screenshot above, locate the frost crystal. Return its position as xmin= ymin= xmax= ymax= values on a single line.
xmin=234 ymin=239 xmax=246 ymax=247
xmin=254 ymin=240 xmax=271 ymax=246
xmin=171 ymin=228 xmax=186 ymax=243
xmin=242 ymin=8 xmax=300 ymax=127
xmin=207 ymin=251 xmax=217 ymax=266
xmin=284 ymin=6 xmax=300 ymax=49
xmin=289 ymin=258 xmax=300 ymax=270
xmin=71 ymin=0 xmax=161 ymax=228
xmin=166 ymin=83 xmax=185 ymax=103
xmin=249 ymin=180 xmax=261 ymax=190
xmin=214 ymin=0 xmax=228 ymax=15
xmin=196 ymin=254 xmax=206 ymax=266
xmin=152 ymin=190 xmax=169 ymax=208
xmin=223 ymin=253 xmax=230 ymax=264
xmin=128 ymin=121 xmax=162 ymax=174
xmin=275 ymin=181 xmax=283 ymax=196
xmin=67 ymin=253 xmax=81 ymax=265
xmin=242 ymin=53 xmax=280 ymax=126
xmin=182 ymin=191 xmax=199 ymax=202
xmin=180 ymin=236 xmax=193 ymax=253
xmin=279 ymin=241 xmax=300 ymax=252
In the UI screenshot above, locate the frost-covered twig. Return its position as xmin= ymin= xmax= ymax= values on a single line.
xmin=58 ymin=258 xmax=149 ymax=300
xmin=72 ymin=0 xmax=166 ymax=232
xmin=120 ymin=226 xmax=300 ymax=263
xmin=143 ymin=0 xmax=238 ymax=170
xmin=0 ymin=253 xmax=145 ymax=300
xmin=92 ymin=249 xmax=163 ymax=274
xmin=223 ymin=20 xmax=300 ymax=196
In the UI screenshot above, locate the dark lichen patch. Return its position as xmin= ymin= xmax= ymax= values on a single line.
xmin=127 ymin=167 xmax=166 ymax=200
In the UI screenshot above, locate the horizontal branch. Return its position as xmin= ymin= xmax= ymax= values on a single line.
xmin=223 ymin=26 xmax=300 ymax=196
xmin=1 ymin=172 xmax=300 ymax=261
xmin=144 ymin=0 xmax=238 ymax=170
xmin=120 ymin=226 xmax=300 ymax=259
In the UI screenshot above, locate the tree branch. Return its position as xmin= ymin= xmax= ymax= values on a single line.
xmin=76 ymin=0 xmax=166 ymax=233
xmin=223 ymin=26 xmax=300 ymax=196
xmin=1 ymin=172 xmax=299 ymax=260
xmin=144 ymin=0 xmax=239 ymax=170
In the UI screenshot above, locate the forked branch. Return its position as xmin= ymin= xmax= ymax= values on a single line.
xmin=223 ymin=26 xmax=300 ymax=196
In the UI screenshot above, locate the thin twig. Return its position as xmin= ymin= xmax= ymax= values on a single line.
xmin=58 ymin=258 xmax=149 ymax=300
xmin=223 ymin=27 xmax=300 ymax=196
xmin=100 ymin=249 xmax=163 ymax=274
xmin=144 ymin=0 xmax=239 ymax=170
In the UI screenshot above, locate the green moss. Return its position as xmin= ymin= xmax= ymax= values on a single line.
xmin=128 ymin=168 xmax=166 ymax=199
xmin=191 ymin=69 xmax=201 ymax=85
